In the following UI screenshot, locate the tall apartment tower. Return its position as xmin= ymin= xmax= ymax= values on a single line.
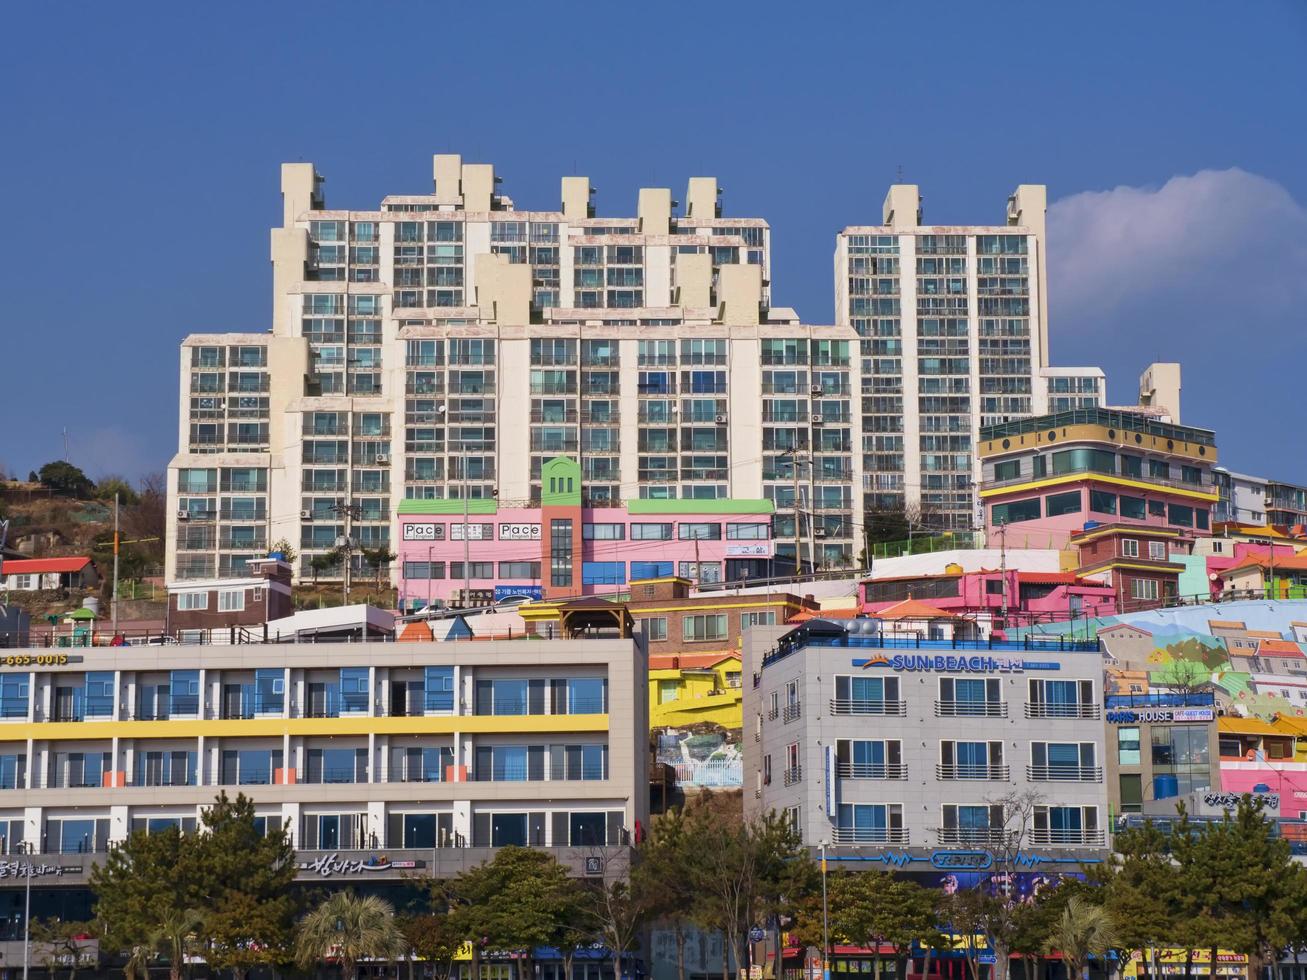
xmin=835 ymin=184 xmax=1055 ymax=532
xmin=168 ymin=155 xmax=861 ymax=583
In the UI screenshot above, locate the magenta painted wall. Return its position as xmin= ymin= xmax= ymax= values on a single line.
xmin=1220 ymin=763 xmax=1307 ymax=801
xmin=397 ymin=505 xmax=774 ymax=604
xmin=858 ymin=569 xmax=1117 ymax=621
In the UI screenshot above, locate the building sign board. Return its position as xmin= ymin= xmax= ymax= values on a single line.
xmin=852 ymin=654 xmax=1058 ymax=673
xmin=0 ymin=861 xmax=82 ymax=879
xmin=402 ymin=523 xmax=445 ymax=542
xmin=498 ymin=523 xmax=541 ymax=541
xmin=930 ymin=850 xmax=994 ymax=870
xmin=450 ymin=523 xmax=489 ymax=541
xmin=1105 ymin=707 xmax=1214 ymax=724
xmin=1203 ymin=791 xmax=1279 ymax=811
xmin=725 ymin=544 xmax=773 ymax=558
xmin=493 ymin=585 xmax=543 ymax=602
xmin=2 ymin=654 xmax=76 ymax=668
xmin=297 ymin=853 xmax=424 ymax=877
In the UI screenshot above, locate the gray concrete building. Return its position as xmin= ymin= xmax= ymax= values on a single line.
xmin=743 ymin=619 xmax=1109 ymax=871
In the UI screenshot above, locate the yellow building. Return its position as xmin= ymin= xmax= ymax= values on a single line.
xmin=648 ymin=652 xmax=743 ymax=728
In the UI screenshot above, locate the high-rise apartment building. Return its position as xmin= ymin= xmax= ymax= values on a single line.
xmin=835 ymin=184 xmax=1070 ymax=532
xmin=168 ymin=155 xmax=862 ymax=583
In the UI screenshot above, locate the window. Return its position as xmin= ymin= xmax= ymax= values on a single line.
xmin=742 ymin=611 xmax=776 ymax=629
xmin=658 ymin=680 xmax=679 ymax=704
xmin=1149 ymin=460 xmax=1170 ymax=480
xmin=177 ymin=592 xmax=208 ymax=611
xmin=1122 ymin=539 xmax=1139 ymax=558
xmin=683 ymin=614 xmax=728 ymax=642
xmin=1119 ymin=773 xmax=1144 ymax=813
xmin=582 ymin=562 xmax=625 ymax=585
xmin=1131 ymin=578 xmax=1160 ymax=601
xmin=678 ymin=523 xmax=721 ymax=540
xmin=218 ymin=591 xmax=245 ymax=612
xmin=550 ymin=519 xmax=573 ymax=587
xmin=1031 ymin=742 xmax=1096 ymax=777
xmin=641 ymin=618 xmax=668 ymax=641
xmin=991 ymin=498 xmax=1040 ymax=525
xmin=631 ymin=523 xmax=672 ymax=540
xmin=449 ymin=562 xmax=494 ymax=579
xmin=1089 ymin=490 xmax=1117 ymax=515
xmin=497 ymin=562 xmax=541 ymax=579
xmin=939 ymin=740 xmax=1004 ymax=777
xmin=1182 ymin=465 xmax=1201 ymax=485
xmin=726 ymin=523 xmax=770 ymax=540
xmin=1148 ymin=540 xmax=1167 ymax=560
xmin=833 ymin=675 xmax=900 ymax=712
xmin=1120 ymin=455 xmax=1143 ymax=478
xmin=1045 ymin=490 xmax=1082 ymax=517
xmin=1149 ymin=500 xmax=1166 ymax=517
xmin=403 ymin=561 xmax=446 ymax=580
xmin=630 ymin=561 xmax=673 ymax=580
xmin=1168 ymin=504 xmax=1194 ymax=527
xmin=1052 ymin=448 xmax=1115 ymax=475
xmin=582 ymin=523 xmax=625 ymax=541
xmin=1120 ymin=495 xmax=1147 ymax=520
xmin=1117 ymin=727 xmax=1141 ymax=765
xmin=993 ymin=459 xmax=1021 ymax=483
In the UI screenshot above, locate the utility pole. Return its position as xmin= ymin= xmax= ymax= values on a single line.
xmin=111 ymin=492 xmax=120 ymax=634
xmin=22 ymin=841 xmax=32 ymax=980
xmin=462 ymin=485 xmax=470 ymax=605
xmin=783 ymin=448 xmax=803 ymax=576
xmin=807 ymin=456 xmax=818 ymax=575
xmin=330 ymin=500 xmax=360 ymax=606
xmin=820 ymin=840 xmax=830 ymax=980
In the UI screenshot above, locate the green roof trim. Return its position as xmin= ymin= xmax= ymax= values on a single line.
xmin=398 ymin=498 xmax=499 ymax=516
xmin=623 ymin=498 xmax=775 ymax=515
xmin=541 ymin=457 xmax=583 ymax=508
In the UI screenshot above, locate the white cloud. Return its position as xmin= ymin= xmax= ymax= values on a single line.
xmin=1049 ymin=168 xmax=1307 ymax=323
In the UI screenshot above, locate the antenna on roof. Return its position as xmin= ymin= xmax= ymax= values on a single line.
xmin=895 ymin=164 xmax=905 ymax=183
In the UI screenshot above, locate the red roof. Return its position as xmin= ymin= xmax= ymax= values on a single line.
xmin=649 ymin=652 xmax=738 ymax=671
xmin=2 ymin=557 xmax=93 ymax=574
xmin=1018 ymin=572 xmax=1088 ymax=586
xmin=788 ymin=608 xmax=858 ymax=623
xmin=1258 ymin=640 xmax=1307 ymax=658
xmin=873 ymin=598 xmax=957 ymax=620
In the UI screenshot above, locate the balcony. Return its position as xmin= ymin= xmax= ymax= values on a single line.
xmin=301 ymin=768 xmax=368 ymax=785
xmin=781 ymin=703 xmax=801 ymax=723
xmin=831 ymin=827 xmax=910 ymax=846
xmin=1026 ymin=765 xmax=1103 ymax=782
xmin=935 ymin=699 xmax=1007 ymax=718
xmin=837 ymin=762 xmax=907 ymax=780
xmin=1028 ymin=828 xmax=1106 ymax=847
xmin=782 ymin=766 xmax=803 ymax=786
xmin=936 ymin=763 xmax=1010 ymax=781
xmin=934 ymin=828 xmax=1008 ymax=848
xmin=829 ymin=698 xmax=907 ymax=716
xmin=1024 ymin=702 xmax=1101 ymax=720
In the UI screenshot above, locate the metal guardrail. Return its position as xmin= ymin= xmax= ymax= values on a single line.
xmin=837 ymin=762 xmax=907 ymax=779
xmin=831 ymin=827 xmax=910 ymax=845
xmin=935 ymin=763 xmax=1011 ymax=781
xmin=935 ymin=699 xmax=1007 ymax=718
xmin=1024 ymin=702 xmax=1102 ymax=719
xmin=1026 ymin=765 xmax=1103 ymax=782
xmin=829 ymin=698 xmax=908 ymax=716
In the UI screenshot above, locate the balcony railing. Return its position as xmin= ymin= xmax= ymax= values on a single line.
xmin=831 ymin=827 xmax=910 ymax=846
xmin=935 ymin=700 xmax=1007 ymax=718
xmin=782 ymin=766 xmax=803 ymax=786
xmin=934 ymin=828 xmax=1009 ymax=847
xmin=936 ymin=763 xmax=1010 ymax=781
xmin=1026 ymin=765 xmax=1103 ymax=782
xmin=829 ymin=698 xmax=907 ymax=716
xmin=781 ymin=703 xmax=801 ymax=723
xmin=1025 ymin=702 xmax=1101 ymax=720
xmin=837 ymin=762 xmax=907 ymax=780
xmin=1028 ymin=828 xmax=1107 ymax=847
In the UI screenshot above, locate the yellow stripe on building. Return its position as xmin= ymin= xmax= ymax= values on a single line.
xmin=978 ymin=473 xmax=1218 ymax=502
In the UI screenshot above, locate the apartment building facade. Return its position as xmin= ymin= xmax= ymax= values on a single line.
xmin=834 ymin=184 xmax=1102 ymax=534
xmin=743 ymin=620 xmax=1109 ymax=870
xmin=168 ymin=154 xmax=864 ymax=583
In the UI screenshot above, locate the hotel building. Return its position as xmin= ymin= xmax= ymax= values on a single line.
xmin=0 ymin=634 xmax=647 ymax=932
xmin=743 ymin=619 xmax=1109 ymax=870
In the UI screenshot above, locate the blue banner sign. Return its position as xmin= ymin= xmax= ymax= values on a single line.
xmin=852 ymin=654 xmax=1059 ymax=673
xmin=930 ymin=850 xmax=994 ymax=870
xmin=493 ymin=585 xmax=543 ymax=602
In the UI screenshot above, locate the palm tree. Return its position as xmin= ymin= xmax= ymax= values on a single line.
xmin=124 ymin=943 xmax=155 ymax=980
xmin=1043 ymin=896 xmax=1118 ymax=980
xmin=154 ymin=908 xmax=206 ymax=980
xmin=295 ymin=892 xmax=406 ymax=980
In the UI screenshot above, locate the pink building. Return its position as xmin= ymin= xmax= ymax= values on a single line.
xmin=397 ymin=457 xmax=775 ymax=609
xmin=858 ymin=567 xmax=1117 ymax=630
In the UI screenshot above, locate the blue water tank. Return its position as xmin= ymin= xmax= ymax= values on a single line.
xmin=1082 ymin=521 xmax=1103 ymax=532
xmin=1153 ymin=774 xmax=1180 ymax=800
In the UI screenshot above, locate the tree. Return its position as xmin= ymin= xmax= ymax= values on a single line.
xmin=31 ymin=918 xmax=97 ymax=980
xmin=1042 ymin=897 xmax=1117 ymax=980
xmin=1093 ymin=818 xmax=1180 ymax=979
xmin=195 ymin=792 xmax=297 ymax=980
xmin=268 ymin=538 xmax=297 ymax=565
xmin=809 ymin=870 xmax=942 ymax=980
xmin=584 ymin=873 xmax=649 ymax=980
xmin=295 ymin=891 xmax=406 ymax=980
xmin=310 ymin=552 xmax=336 ymax=585
xmin=37 ymin=460 xmax=95 ymax=498
xmin=94 ymin=476 xmax=140 ymax=506
xmin=362 ymin=546 xmax=397 ymax=588
xmin=634 ymin=808 xmax=698 ymax=980
xmin=446 ymin=847 xmax=588 ymax=980
xmin=91 ymin=825 xmax=203 ymax=980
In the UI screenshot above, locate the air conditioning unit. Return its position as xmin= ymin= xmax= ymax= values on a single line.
xmin=715 ymin=414 xmax=728 ymax=424
xmin=815 ymin=528 xmax=828 ymax=538
xmin=176 ymin=510 xmax=189 ymax=521
xmin=810 ymin=414 xmax=824 ymax=425
xmin=375 ymin=454 xmax=390 ymax=465
xmin=810 ymin=384 xmax=824 ymax=395
xmin=300 ymin=510 xmax=313 ymax=520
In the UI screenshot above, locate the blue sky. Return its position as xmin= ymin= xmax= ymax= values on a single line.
xmin=2 ymin=1 xmax=1304 ymax=483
